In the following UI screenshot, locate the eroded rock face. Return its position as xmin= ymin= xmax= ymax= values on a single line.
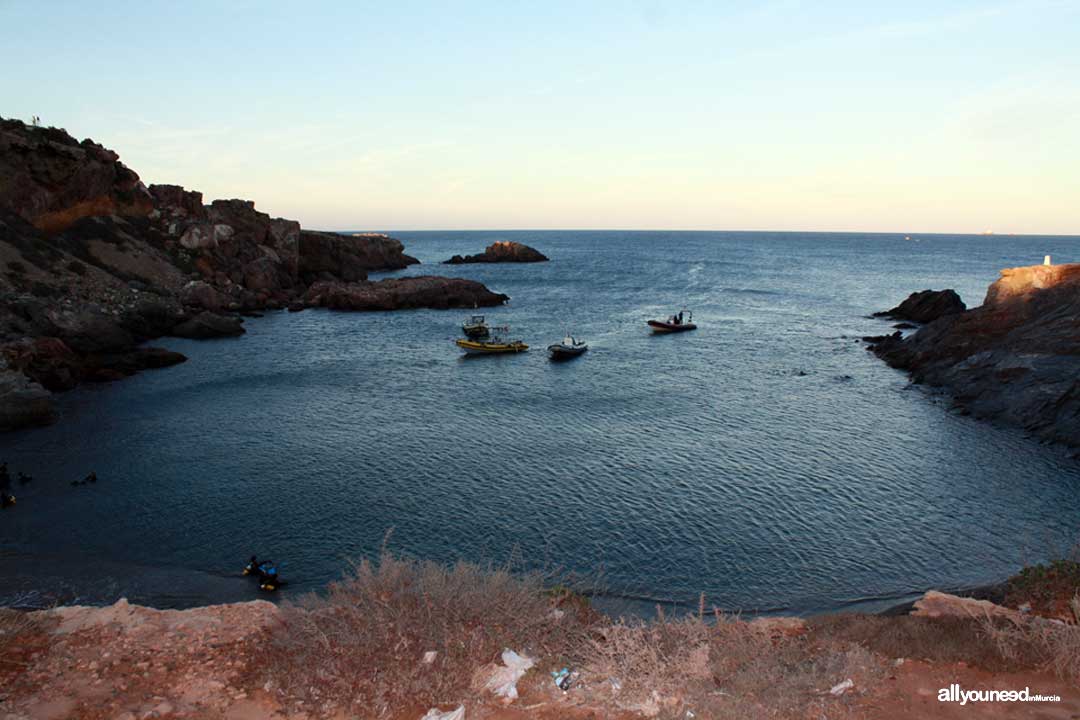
xmin=298 ymin=231 xmax=419 ymax=284
xmin=303 ymin=277 xmax=509 ymax=311
xmin=0 ymin=118 xmax=153 ymax=234
xmin=869 ymin=263 xmax=1080 ymax=447
xmin=444 ymin=241 xmax=548 ymax=264
xmin=873 ymin=289 xmax=966 ymax=324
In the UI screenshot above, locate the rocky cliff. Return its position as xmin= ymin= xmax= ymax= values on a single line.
xmin=0 ymin=117 xmax=507 ymax=430
xmin=869 ymin=263 xmax=1080 ymax=448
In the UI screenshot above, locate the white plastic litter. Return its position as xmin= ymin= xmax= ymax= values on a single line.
xmin=420 ymin=706 xmax=464 ymax=720
xmin=829 ymin=679 xmax=854 ymax=696
xmin=422 ymin=650 xmax=438 ymax=664
xmin=484 ymin=649 xmax=536 ymax=701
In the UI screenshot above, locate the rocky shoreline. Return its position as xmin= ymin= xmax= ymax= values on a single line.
xmin=867 ymin=263 xmax=1080 ymax=449
xmin=0 ymin=117 xmax=507 ymax=430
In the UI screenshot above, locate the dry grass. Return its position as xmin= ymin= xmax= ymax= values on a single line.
xmin=979 ymin=593 xmax=1080 ymax=682
xmin=582 ymin=605 xmax=884 ymax=720
xmin=265 ymin=551 xmax=593 ymax=717
xmin=808 ymin=613 xmax=1045 ymax=673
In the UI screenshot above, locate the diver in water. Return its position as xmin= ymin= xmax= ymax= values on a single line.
xmin=258 ymin=561 xmax=280 ymax=590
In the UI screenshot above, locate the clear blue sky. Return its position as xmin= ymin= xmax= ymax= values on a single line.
xmin=2 ymin=0 xmax=1078 ymax=233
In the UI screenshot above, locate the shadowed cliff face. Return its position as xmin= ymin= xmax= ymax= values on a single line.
xmin=870 ymin=264 xmax=1080 ymax=448
xmin=0 ymin=119 xmax=153 ymax=234
xmin=0 ymin=117 xmax=506 ymax=430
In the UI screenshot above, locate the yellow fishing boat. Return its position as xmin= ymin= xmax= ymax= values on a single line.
xmin=455 ymin=338 xmax=529 ymax=354
xmin=455 ymin=325 xmax=528 ymax=354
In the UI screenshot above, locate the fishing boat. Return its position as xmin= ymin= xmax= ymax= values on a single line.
xmin=455 ymin=326 xmax=528 ymax=354
xmin=462 ymin=314 xmax=490 ymax=338
xmin=647 ymin=310 xmax=696 ymax=333
xmin=548 ymin=335 xmax=588 ymax=360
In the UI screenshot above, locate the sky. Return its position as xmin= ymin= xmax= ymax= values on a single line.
xmin=2 ymin=0 xmax=1078 ymax=234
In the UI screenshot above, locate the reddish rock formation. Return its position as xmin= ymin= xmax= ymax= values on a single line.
xmin=0 ymin=118 xmax=153 ymax=234
xmin=869 ymin=263 xmax=1080 ymax=447
xmin=303 ymin=276 xmax=509 ymax=311
xmin=444 ymin=241 xmax=548 ymax=264
xmin=873 ymin=289 xmax=966 ymax=324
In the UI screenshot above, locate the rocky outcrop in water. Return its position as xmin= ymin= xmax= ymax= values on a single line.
xmin=869 ymin=263 xmax=1080 ymax=448
xmin=872 ymin=289 xmax=966 ymax=324
xmin=444 ymin=241 xmax=548 ymax=264
xmin=0 ymin=116 xmax=506 ymax=430
xmin=303 ymin=276 xmax=508 ymax=311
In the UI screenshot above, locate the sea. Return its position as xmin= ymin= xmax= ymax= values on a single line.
xmin=2 ymin=230 xmax=1079 ymax=615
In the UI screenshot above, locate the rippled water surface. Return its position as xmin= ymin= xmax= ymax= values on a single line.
xmin=3 ymin=231 xmax=1080 ymax=613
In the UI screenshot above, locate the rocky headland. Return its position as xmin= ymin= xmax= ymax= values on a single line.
xmin=0 ymin=117 xmax=507 ymax=430
xmin=868 ymin=264 xmax=1080 ymax=448
xmin=444 ymin=240 xmax=548 ymax=264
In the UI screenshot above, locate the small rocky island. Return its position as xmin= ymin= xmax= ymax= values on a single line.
xmin=868 ymin=264 xmax=1080 ymax=448
xmin=444 ymin=240 xmax=548 ymax=264
xmin=0 ymin=117 xmax=507 ymax=430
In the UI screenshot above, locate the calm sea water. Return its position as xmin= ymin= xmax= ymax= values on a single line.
xmin=2 ymin=231 xmax=1080 ymax=614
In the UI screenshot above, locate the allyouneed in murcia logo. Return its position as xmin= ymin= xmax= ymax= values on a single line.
xmin=938 ymin=684 xmax=1061 ymax=705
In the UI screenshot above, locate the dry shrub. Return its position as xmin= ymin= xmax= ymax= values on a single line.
xmin=0 ymin=605 xmax=48 ymax=682
xmin=583 ymin=609 xmax=713 ymax=714
xmin=265 ymin=552 xmax=591 ymax=717
xmin=978 ymin=601 xmax=1080 ymax=682
xmin=809 ymin=613 xmax=1045 ymax=673
xmin=0 ymin=608 xmax=38 ymax=655
xmin=583 ymin=608 xmax=883 ymax=720
xmin=707 ymin=618 xmax=882 ymax=719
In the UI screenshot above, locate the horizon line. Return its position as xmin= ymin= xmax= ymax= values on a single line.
xmin=318 ymin=227 xmax=1080 ymax=238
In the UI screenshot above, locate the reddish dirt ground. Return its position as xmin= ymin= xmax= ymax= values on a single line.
xmin=1 ymin=597 xmax=1078 ymax=720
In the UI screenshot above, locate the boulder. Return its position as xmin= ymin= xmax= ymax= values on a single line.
xmin=48 ymin=309 xmax=136 ymax=354
xmin=873 ymin=289 xmax=966 ymax=324
xmin=444 ymin=241 xmax=548 ymax=264
xmin=148 ymin=184 xmax=206 ymax=219
xmin=911 ymin=591 xmax=1021 ymax=621
xmin=171 ymin=312 xmax=245 ymax=339
xmin=4 ymin=336 xmax=81 ymax=391
xmin=179 ymin=280 xmax=229 ymax=312
xmin=241 ymin=256 xmax=280 ymax=292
